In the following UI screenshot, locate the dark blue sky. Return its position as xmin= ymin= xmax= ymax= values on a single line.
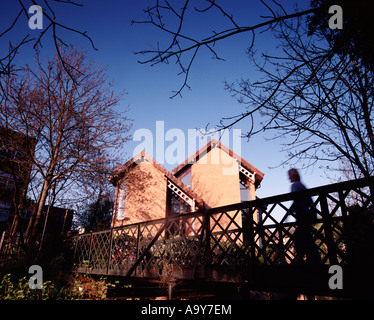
xmin=1 ymin=0 xmax=332 ymax=202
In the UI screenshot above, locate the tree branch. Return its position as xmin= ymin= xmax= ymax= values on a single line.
xmin=134 ymin=1 xmax=317 ymax=97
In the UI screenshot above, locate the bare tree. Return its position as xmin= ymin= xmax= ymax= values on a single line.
xmin=222 ymin=17 xmax=374 ymax=177
xmin=0 ymin=0 xmax=96 ymax=94
xmin=1 ymin=44 xmax=132 ymax=257
xmin=133 ymin=0 xmax=317 ymax=98
xmin=134 ymin=1 xmax=374 ymax=177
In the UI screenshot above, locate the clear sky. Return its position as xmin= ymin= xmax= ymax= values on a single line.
xmin=1 ymin=0 xmax=336 ymax=200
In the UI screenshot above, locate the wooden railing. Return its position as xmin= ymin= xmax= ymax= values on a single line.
xmin=72 ymin=177 xmax=374 ymax=283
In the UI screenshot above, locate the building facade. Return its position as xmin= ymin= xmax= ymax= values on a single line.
xmin=0 ymin=127 xmax=36 ymax=233
xmin=0 ymin=127 xmax=73 ymax=239
xmin=110 ymin=139 xmax=264 ymax=231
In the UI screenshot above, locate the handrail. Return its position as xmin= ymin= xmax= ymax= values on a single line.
xmin=75 ymin=176 xmax=374 ymax=239
xmin=207 ymin=176 xmax=374 ymax=215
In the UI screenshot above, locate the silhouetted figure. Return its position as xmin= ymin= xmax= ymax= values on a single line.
xmin=288 ymin=169 xmax=321 ymax=265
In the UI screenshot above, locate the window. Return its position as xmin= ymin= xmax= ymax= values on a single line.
xmin=166 ymin=187 xmax=192 ymax=237
xmin=240 ymin=175 xmax=251 ymax=202
xmin=116 ymin=181 xmax=127 ymax=220
xmin=0 ymin=200 xmax=11 ymax=222
xmin=22 ymin=208 xmax=32 ymax=219
xmin=0 ymin=209 xmax=10 ymax=222
xmin=0 ymin=170 xmax=16 ymax=190
xmin=169 ymin=190 xmax=191 ymax=216
xmin=0 ymin=144 xmax=25 ymax=161
xmin=180 ymin=171 xmax=191 ymax=188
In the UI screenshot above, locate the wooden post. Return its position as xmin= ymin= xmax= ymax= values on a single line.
xmin=320 ymin=194 xmax=338 ymax=265
xmin=204 ymin=208 xmax=211 ymax=279
xmin=135 ymin=224 xmax=141 ymax=276
xmin=248 ymin=205 xmax=256 ymax=264
xmin=106 ymin=228 xmax=114 ymax=275
xmin=73 ymin=234 xmax=79 ymax=265
xmin=87 ymin=231 xmax=94 ymax=272
xmin=278 ymin=228 xmax=286 ymax=264
xmin=168 ymin=282 xmax=173 ymax=300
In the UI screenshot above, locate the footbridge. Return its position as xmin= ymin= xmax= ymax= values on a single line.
xmin=72 ymin=177 xmax=374 ymax=298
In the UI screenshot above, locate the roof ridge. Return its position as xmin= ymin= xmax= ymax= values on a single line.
xmin=171 ymin=138 xmax=264 ymax=185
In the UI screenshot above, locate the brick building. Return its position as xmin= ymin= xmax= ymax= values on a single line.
xmin=110 ymin=139 xmax=264 ymax=231
xmin=0 ymin=127 xmax=36 ymax=233
xmin=0 ymin=127 xmax=73 ymax=239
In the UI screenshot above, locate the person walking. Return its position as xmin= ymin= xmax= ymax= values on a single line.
xmin=288 ymin=169 xmax=321 ymax=265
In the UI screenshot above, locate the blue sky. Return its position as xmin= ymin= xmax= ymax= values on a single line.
xmin=1 ymin=0 xmax=336 ymax=199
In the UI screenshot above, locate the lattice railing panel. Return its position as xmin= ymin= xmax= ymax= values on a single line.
xmin=134 ymin=213 xmax=205 ymax=278
xmin=109 ymin=225 xmax=139 ymax=272
xmin=90 ymin=231 xmax=111 ymax=272
xmin=73 ymin=177 xmax=374 ymax=282
xmin=74 ymin=233 xmax=94 ymax=269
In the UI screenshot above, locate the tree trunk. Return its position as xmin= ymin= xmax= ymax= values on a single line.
xmin=25 ymin=177 xmax=51 ymax=260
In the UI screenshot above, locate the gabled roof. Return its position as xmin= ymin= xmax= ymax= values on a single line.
xmin=109 ymin=151 xmax=207 ymax=209
xmin=172 ymin=138 xmax=264 ymax=187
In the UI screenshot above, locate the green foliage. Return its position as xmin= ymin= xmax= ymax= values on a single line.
xmin=0 ymin=267 xmax=113 ymax=300
xmin=0 ymin=273 xmax=67 ymax=300
xmin=70 ymin=270 xmax=109 ymax=300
